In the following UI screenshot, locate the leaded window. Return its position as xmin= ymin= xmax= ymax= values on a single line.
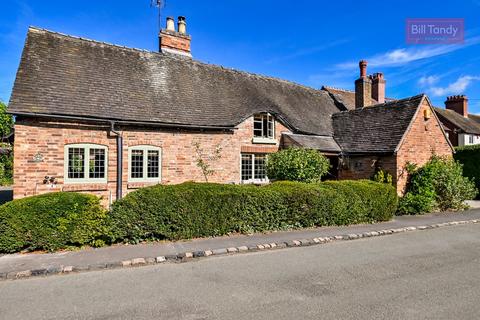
xmin=65 ymin=144 xmax=107 ymax=183
xmin=128 ymin=146 xmax=161 ymax=182
xmin=241 ymin=153 xmax=268 ymax=183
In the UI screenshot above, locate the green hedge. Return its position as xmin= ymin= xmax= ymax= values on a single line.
xmin=455 ymin=145 xmax=480 ymax=199
xmin=0 ymin=192 xmax=109 ymax=253
xmin=109 ymin=180 xmax=398 ymax=243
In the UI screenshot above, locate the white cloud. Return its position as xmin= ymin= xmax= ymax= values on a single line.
xmin=429 ymin=75 xmax=480 ymax=97
xmin=418 ymin=75 xmax=440 ymax=86
xmin=335 ymin=35 xmax=480 ymax=70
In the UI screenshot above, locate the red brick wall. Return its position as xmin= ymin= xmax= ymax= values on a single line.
xmin=13 ymin=117 xmax=290 ymax=205
xmin=338 ymin=155 xmax=396 ymax=183
xmin=395 ymin=100 xmax=453 ymax=194
xmin=338 ymin=99 xmax=452 ymax=195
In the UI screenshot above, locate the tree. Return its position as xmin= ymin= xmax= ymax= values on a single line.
xmin=192 ymin=141 xmax=222 ymax=182
xmin=0 ymin=102 xmax=13 ymax=138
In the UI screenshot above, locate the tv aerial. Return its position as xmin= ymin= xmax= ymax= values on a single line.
xmin=151 ymin=0 xmax=167 ymax=32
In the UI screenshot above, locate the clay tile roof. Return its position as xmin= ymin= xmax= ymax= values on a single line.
xmin=434 ymin=108 xmax=480 ymax=135
xmin=332 ymin=94 xmax=425 ymax=153
xmin=8 ymin=27 xmax=342 ymax=135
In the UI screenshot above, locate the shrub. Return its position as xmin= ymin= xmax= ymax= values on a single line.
xmin=0 ymin=192 xmax=109 ymax=253
xmin=397 ymin=155 xmax=477 ymax=215
xmin=266 ymin=148 xmax=330 ymax=182
xmin=372 ymin=169 xmax=393 ymax=184
xmin=454 ymin=144 xmax=480 ymax=199
xmin=109 ymin=180 xmax=397 ymax=243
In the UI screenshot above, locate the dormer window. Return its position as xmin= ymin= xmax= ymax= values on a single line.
xmin=253 ymin=113 xmax=275 ymax=144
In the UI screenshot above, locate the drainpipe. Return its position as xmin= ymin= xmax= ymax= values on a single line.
xmin=110 ymin=121 xmax=123 ymax=201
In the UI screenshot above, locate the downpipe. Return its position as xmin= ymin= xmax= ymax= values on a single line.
xmin=110 ymin=121 xmax=123 ymax=201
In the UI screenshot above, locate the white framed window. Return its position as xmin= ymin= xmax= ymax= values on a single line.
xmin=241 ymin=153 xmax=268 ymax=183
xmin=253 ymin=113 xmax=275 ymax=144
xmin=64 ymin=144 xmax=108 ymax=184
xmin=469 ymin=134 xmax=474 ymax=144
xmin=128 ymin=145 xmax=162 ymax=182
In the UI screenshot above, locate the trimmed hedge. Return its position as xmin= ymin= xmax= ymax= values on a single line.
xmin=109 ymin=180 xmax=398 ymax=243
xmin=454 ymin=145 xmax=480 ymax=199
xmin=0 ymin=192 xmax=109 ymax=253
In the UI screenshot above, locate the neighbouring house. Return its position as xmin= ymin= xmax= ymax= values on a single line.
xmin=8 ymin=17 xmax=453 ymax=205
xmin=433 ymin=95 xmax=480 ymax=147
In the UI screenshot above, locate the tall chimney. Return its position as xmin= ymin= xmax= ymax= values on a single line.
xmin=371 ymin=72 xmax=386 ymax=103
xmin=159 ymin=16 xmax=192 ymax=58
xmin=445 ymin=95 xmax=468 ymax=117
xmin=355 ymin=60 xmax=372 ymax=109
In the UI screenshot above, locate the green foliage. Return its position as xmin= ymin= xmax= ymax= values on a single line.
xmin=0 ymin=151 xmax=13 ymax=185
xmin=192 ymin=142 xmax=222 ymax=182
xmin=397 ymin=155 xmax=477 ymax=215
xmin=0 ymin=192 xmax=109 ymax=253
xmin=454 ymin=144 xmax=480 ymax=199
xmin=266 ymin=148 xmax=330 ymax=183
xmin=372 ymin=169 xmax=393 ymax=184
xmin=0 ymin=102 xmax=13 ymax=138
xmin=109 ymin=180 xmax=398 ymax=243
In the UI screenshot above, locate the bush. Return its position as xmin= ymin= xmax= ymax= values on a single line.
xmin=0 ymin=192 xmax=109 ymax=253
xmin=454 ymin=144 xmax=480 ymax=199
xmin=109 ymin=180 xmax=397 ymax=243
xmin=397 ymin=156 xmax=477 ymax=215
xmin=266 ymin=148 xmax=330 ymax=182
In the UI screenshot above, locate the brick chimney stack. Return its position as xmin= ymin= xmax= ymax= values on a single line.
xmin=355 ymin=60 xmax=372 ymax=109
xmin=159 ymin=16 xmax=192 ymax=58
xmin=371 ymin=72 xmax=386 ymax=104
xmin=445 ymin=95 xmax=468 ymax=117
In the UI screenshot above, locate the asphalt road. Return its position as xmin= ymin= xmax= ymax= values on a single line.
xmin=1 ymin=224 xmax=480 ymax=320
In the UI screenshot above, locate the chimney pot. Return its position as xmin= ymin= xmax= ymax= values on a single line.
xmin=178 ymin=16 xmax=187 ymax=34
xmin=445 ymin=95 xmax=468 ymax=117
xmin=359 ymin=60 xmax=367 ymax=78
xmin=166 ymin=17 xmax=175 ymax=31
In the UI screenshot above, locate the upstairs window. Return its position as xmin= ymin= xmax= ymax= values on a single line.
xmin=64 ymin=144 xmax=107 ymax=183
xmin=128 ymin=146 xmax=161 ymax=182
xmin=469 ymin=134 xmax=474 ymax=144
xmin=253 ymin=113 xmax=275 ymax=142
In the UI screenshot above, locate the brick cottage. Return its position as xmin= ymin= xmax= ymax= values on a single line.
xmin=8 ymin=17 xmax=453 ymax=205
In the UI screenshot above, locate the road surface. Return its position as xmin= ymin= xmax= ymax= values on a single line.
xmin=1 ymin=223 xmax=479 ymax=319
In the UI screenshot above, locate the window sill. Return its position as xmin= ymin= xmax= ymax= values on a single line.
xmin=241 ymin=180 xmax=269 ymax=185
xmin=127 ymin=182 xmax=160 ymax=189
xmin=62 ymin=183 xmax=108 ymax=192
xmin=252 ymin=137 xmax=276 ymax=145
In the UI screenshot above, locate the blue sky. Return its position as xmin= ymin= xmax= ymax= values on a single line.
xmin=2 ymin=0 xmax=480 ymax=113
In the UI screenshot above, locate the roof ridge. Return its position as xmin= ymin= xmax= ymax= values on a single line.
xmin=322 ymin=85 xmax=355 ymax=93
xmin=28 ymin=26 xmax=327 ymax=95
xmin=333 ymin=93 xmax=425 ymax=115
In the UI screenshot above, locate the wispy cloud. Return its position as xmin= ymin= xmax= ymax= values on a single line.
xmin=335 ymin=35 xmax=480 ymax=70
xmin=418 ymin=75 xmax=440 ymax=86
xmin=428 ymin=75 xmax=480 ymax=97
xmin=266 ymin=38 xmax=349 ymax=64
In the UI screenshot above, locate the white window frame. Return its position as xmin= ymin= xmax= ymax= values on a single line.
xmin=128 ymin=145 xmax=162 ymax=183
xmin=64 ymin=143 xmax=108 ymax=184
xmin=240 ymin=153 xmax=269 ymax=184
xmin=253 ymin=113 xmax=276 ymax=144
xmin=468 ymin=134 xmax=474 ymax=144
